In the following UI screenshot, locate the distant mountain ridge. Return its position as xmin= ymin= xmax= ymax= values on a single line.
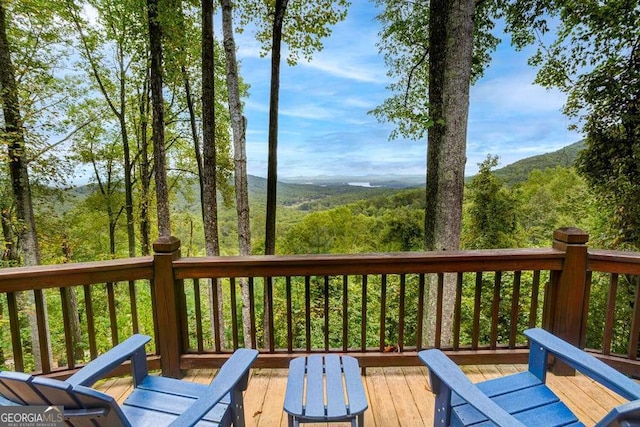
xmin=493 ymin=140 xmax=585 ymax=185
xmin=276 ymin=140 xmax=586 ymax=189
xmin=280 ymin=174 xmax=424 ymax=188
xmin=68 ymin=141 xmax=586 ymax=211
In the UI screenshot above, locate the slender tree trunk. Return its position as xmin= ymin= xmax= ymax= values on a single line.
xmin=61 ymin=236 xmax=84 ymax=362
xmin=1 ymin=205 xmax=19 ymax=263
xmin=0 ymin=1 xmax=40 ymax=267
xmin=182 ymin=65 xmax=205 ymax=222
xmin=0 ymin=0 xmax=51 ymax=371
xmin=66 ymin=3 xmax=137 ymax=255
xmin=220 ymin=0 xmax=253 ymax=348
xmin=263 ymin=0 xmax=289 ymax=350
xmin=264 ymin=0 xmax=288 ymax=256
xmin=424 ymin=0 xmax=475 ymax=347
xmin=138 ymin=76 xmax=152 ymax=255
xmin=148 ymin=0 xmax=171 ymax=237
xmin=117 ymin=45 xmax=136 ymax=259
xmin=201 ymin=0 xmax=225 ymax=347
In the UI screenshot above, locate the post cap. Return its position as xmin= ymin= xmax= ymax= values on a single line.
xmin=153 ymin=236 xmax=181 ymax=253
xmin=553 ymin=227 xmax=589 ymax=244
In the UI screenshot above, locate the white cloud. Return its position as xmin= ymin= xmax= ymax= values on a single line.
xmin=343 ymin=96 xmax=376 ymax=109
xmin=471 ymin=74 xmax=566 ymax=115
xmin=301 ymin=55 xmax=385 ymax=83
xmin=280 ymin=104 xmax=336 ymax=120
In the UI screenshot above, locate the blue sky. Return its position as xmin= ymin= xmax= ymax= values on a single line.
xmin=227 ymin=2 xmax=582 ymax=179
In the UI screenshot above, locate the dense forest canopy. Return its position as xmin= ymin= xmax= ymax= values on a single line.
xmin=1 ymin=1 xmax=637 ymax=264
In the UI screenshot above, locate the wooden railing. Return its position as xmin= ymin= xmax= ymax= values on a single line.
xmin=1 ymin=227 xmax=639 ymax=379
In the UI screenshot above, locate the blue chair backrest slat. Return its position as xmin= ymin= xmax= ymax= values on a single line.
xmin=71 ymin=385 xmax=130 ymax=427
xmin=30 ymin=376 xmax=81 ymax=408
xmin=0 ymin=372 xmax=48 ymax=405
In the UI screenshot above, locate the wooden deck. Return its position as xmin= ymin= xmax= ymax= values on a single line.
xmin=95 ymin=364 xmax=628 ymax=426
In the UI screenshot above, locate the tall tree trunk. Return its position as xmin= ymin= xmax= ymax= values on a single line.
xmin=1 ymin=205 xmax=18 ymax=263
xmin=66 ymin=2 xmax=136 ymax=255
xmin=61 ymin=236 xmax=84 ymax=362
xmin=264 ymin=0 xmax=288 ymax=256
xmin=148 ymin=0 xmax=171 ymax=237
xmin=117 ymin=45 xmax=136 ymax=259
xmin=220 ymin=0 xmax=252 ymax=348
xmin=0 ymin=0 xmax=51 ymax=371
xmin=0 ymin=1 xmax=40 ymax=267
xmin=138 ymin=75 xmax=152 ymax=255
xmin=263 ymin=0 xmax=289 ymax=350
xmin=424 ymin=0 xmax=474 ymax=346
xmin=182 ymin=65 xmax=205 ymax=221
xmin=201 ymin=0 xmax=225 ymax=347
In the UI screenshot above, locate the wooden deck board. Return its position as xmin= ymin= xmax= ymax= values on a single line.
xmin=94 ymin=364 xmax=633 ymax=426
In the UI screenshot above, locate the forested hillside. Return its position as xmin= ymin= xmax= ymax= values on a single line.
xmin=47 ymin=140 xmax=594 ymax=261
xmin=493 ymin=141 xmax=586 ymax=185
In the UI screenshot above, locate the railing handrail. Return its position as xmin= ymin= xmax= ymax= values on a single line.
xmin=589 ymin=249 xmax=640 ymax=274
xmin=173 ymin=248 xmax=565 ymax=279
xmin=0 ymin=257 xmax=154 ymax=292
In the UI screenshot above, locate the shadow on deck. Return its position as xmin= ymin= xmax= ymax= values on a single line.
xmin=95 ymin=364 xmax=627 ymax=426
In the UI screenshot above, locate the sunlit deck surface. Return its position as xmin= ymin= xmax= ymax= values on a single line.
xmin=95 ymin=364 xmax=628 ymax=426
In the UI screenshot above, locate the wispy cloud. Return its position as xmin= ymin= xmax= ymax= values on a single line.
xmin=300 ymin=56 xmax=385 ymax=83
xmin=236 ymin=3 xmax=582 ymax=178
xmin=471 ymin=74 xmax=566 ymax=116
xmin=280 ymin=104 xmax=337 ymax=120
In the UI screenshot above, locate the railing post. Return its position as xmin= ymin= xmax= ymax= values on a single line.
xmin=153 ymin=236 xmax=182 ymax=378
xmin=545 ymin=227 xmax=589 ymax=375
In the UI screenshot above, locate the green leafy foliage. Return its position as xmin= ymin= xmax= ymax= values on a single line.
xmin=237 ymin=0 xmax=350 ymax=66
xmin=501 ymin=0 xmax=640 ymax=250
xmin=463 ymin=156 xmax=522 ymax=249
xmin=370 ymin=0 xmax=500 ymax=140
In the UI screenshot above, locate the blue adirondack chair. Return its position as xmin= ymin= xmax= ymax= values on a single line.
xmin=419 ymin=328 xmax=640 ymax=426
xmin=0 ymin=334 xmax=258 ymax=426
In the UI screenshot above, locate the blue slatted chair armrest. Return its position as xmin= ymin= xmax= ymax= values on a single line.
xmin=67 ymin=334 xmax=151 ymax=387
xmin=64 ymin=407 xmax=109 ymax=419
xmin=419 ymin=349 xmax=526 ymax=427
xmin=596 ymin=400 xmax=640 ymax=427
xmin=525 ymin=328 xmax=640 ymax=401
xmin=168 ymin=348 xmax=258 ymax=427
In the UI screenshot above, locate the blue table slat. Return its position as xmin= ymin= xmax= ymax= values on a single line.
xmin=283 ymin=357 xmax=306 ymax=416
xmin=283 ymin=355 xmax=368 ymax=426
xmin=342 ymin=356 xmax=368 ymax=414
xmin=325 ymin=355 xmax=347 ymax=418
xmin=304 ymin=355 xmax=326 ymax=418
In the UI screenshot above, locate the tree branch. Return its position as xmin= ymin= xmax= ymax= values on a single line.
xmin=404 ymin=47 xmax=429 ymax=108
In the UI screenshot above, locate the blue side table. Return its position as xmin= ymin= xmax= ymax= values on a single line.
xmin=283 ymin=354 xmax=368 ymax=426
